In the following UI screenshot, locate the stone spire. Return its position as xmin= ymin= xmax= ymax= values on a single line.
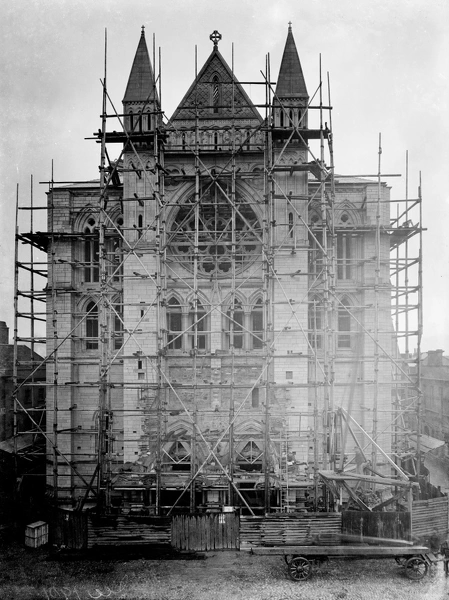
xmin=275 ymin=23 xmax=308 ymax=99
xmin=123 ymin=26 xmax=158 ymax=103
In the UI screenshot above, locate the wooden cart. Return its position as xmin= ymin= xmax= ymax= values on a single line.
xmin=251 ymin=544 xmax=437 ymax=581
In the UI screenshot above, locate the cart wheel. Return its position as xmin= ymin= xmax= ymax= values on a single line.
xmin=404 ymin=556 xmax=428 ymax=580
xmin=288 ymin=556 xmax=312 ymax=581
xmin=395 ymin=556 xmax=407 ymax=566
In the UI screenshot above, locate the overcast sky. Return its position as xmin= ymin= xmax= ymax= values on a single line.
xmin=0 ymin=0 xmax=448 ymax=352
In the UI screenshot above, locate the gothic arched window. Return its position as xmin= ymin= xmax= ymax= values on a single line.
xmin=250 ymin=298 xmax=264 ymax=349
xmin=336 ymin=211 xmax=355 ymax=280
xmin=308 ymin=229 xmax=323 ymax=277
xmin=164 ymin=440 xmax=191 ymax=471
xmin=288 ymin=212 xmax=294 ymax=238
xmin=337 ymin=230 xmax=353 ymax=280
xmin=226 ymin=300 xmax=244 ymax=349
xmin=86 ymin=301 xmax=98 ymax=350
xmin=251 ymin=388 xmax=260 ymax=408
xmin=113 ymin=300 xmax=123 ymax=351
xmin=237 ymin=439 xmax=263 ymax=471
xmin=167 ymin=297 xmax=183 ymax=350
xmin=111 ymin=216 xmax=123 ymax=282
xmin=338 ymin=297 xmax=352 ymax=349
xmin=212 ymin=74 xmax=220 ymax=113
xmin=308 ymin=296 xmax=323 ymax=350
xmin=188 ymin=301 xmax=207 ymax=350
xmin=84 ymin=217 xmax=99 ymax=283
xmin=246 ymin=129 xmax=251 ymax=150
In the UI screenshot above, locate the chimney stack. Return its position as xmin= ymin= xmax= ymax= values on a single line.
xmin=427 ymin=349 xmax=444 ymax=367
xmin=0 ymin=321 xmax=9 ymax=345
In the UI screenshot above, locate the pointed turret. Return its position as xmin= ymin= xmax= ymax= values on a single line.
xmin=274 ymin=24 xmax=308 ymax=130
xmin=123 ymin=27 xmax=160 ymax=133
xmin=123 ymin=26 xmax=158 ymax=103
xmin=276 ymin=23 xmax=308 ymax=99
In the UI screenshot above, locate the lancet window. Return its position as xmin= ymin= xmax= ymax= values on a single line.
xmin=308 ymin=296 xmax=323 ymax=350
xmin=338 ymin=297 xmax=352 ymax=349
xmin=84 ymin=217 xmax=99 ymax=283
xmin=226 ymin=300 xmax=244 ymax=349
xmin=86 ymin=301 xmax=99 ymax=350
xmin=188 ymin=302 xmax=207 ymax=350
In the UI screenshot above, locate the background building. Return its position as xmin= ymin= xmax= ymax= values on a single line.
xmin=0 ymin=321 xmax=46 ymax=526
xmin=420 ymin=350 xmax=449 ymax=441
xmin=0 ymin=321 xmax=45 ymax=447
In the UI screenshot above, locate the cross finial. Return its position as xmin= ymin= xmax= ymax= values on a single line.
xmin=288 ymin=21 xmax=292 ymax=31
xmin=210 ymin=30 xmax=222 ymax=47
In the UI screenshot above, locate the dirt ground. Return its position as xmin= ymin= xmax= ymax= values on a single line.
xmin=1 ymin=540 xmax=449 ymax=600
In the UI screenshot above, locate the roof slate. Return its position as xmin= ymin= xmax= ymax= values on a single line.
xmin=169 ymin=46 xmax=262 ymax=124
xmin=275 ymin=25 xmax=308 ymax=99
xmin=123 ymin=30 xmax=158 ymax=103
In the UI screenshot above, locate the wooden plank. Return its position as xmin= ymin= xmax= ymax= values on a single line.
xmin=218 ymin=515 xmax=223 ymax=549
xmin=235 ymin=515 xmax=239 ymax=548
xmin=207 ymin=516 xmax=213 ymax=551
xmin=412 ymin=496 xmax=449 ymax=538
xmin=213 ymin=515 xmax=218 ymax=550
xmin=223 ymin=515 xmax=227 ymax=549
xmin=191 ymin=517 xmax=197 ymax=551
xmin=240 ymin=514 xmax=342 ymax=548
xmin=199 ymin=516 xmax=204 ymax=551
xmin=251 ymin=545 xmax=429 ymax=557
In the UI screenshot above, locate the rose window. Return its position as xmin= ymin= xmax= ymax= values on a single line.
xmin=170 ymin=183 xmax=261 ymax=276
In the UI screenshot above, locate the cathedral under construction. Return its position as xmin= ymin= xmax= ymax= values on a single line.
xmin=14 ymin=25 xmax=425 ymax=523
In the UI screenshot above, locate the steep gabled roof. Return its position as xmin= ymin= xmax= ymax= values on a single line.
xmin=123 ymin=28 xmax=159 ymax=104
xmin=275 ymin=24 xmax=308 ymax=99
xmin=169 ymin=45 xmax=262 ymax=124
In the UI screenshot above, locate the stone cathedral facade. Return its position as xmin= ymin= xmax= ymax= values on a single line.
xmin=45 ymin=26 xmax=395 ymax=514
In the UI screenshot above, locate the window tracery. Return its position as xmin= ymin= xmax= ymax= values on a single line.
xmin=236 ymin=439 xmax=263 ymax=471
xmin=170 ymin=182 xmax=261 ymax=277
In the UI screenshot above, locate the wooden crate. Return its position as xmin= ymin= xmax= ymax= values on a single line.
xmin=25 ymin=521 xmax=49 ymax=548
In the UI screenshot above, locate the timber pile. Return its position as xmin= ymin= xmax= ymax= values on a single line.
xmin=87 ymin=516 xmax=171 ymax=548
xmin=412 ymin=496 xmax=449 ymax=539
xmin=239 ymin=516 xmax=264 ymax=550
xmin=240 ymin=513 xmax=342 ymax=550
